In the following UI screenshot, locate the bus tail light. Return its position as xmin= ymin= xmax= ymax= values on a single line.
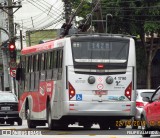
xmin=69 ymin=82 xmax=75 ymax=100
xmin=125 ymin=82 xmax=132 ymax=101
xmin=97 ymin=64 xmax=104 ymax=69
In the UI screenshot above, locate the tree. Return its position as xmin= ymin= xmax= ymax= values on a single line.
xmin=71 ymin=0 xmax=160 ymax=88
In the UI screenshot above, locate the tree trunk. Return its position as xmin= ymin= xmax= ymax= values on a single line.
xmin=147 ymin=54 xmax=152 ymax=89
xmin=146 ymin=33 xmax=154 ymax=89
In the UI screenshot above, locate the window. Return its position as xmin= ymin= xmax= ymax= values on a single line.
xmin=51 ymin=51 xmax=57 ymax=69
xmin=33 ymin=55 xmax=37 ymax=72
xmin=41 ymin=53 xmax=45 ymax=70
xmin=47 ymin=52 xmax=51 ymax=70
xmin=38 ymin=54 xmax=41 ymax=71
xmin=152 ymin=89 xmax=160 ymax=101
xmin=30 ymin=56 xmax=33 ymax=73
xmin=25 ymin=56 xmax=29 ymax=73
xmin=59 ymin=50 xmax=63 ymax=68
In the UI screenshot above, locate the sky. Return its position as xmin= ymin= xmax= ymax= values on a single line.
xmin=14 ymin=0 xmax=64 ymax=31
xmin=13 ymin=0 xmax=64 ymax=48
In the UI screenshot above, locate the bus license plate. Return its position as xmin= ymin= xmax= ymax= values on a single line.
xmin=1 ymin=107 xmax=10 ymax=110
xmin=95 ymin=90 xmax=108 ymax=95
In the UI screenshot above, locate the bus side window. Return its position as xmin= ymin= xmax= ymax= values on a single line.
xmin=52 ymin=50 xmax=58 ymax=80
xmin=30 ymin=56 xmax=33 ymax=73
xmin=46 ymin=52 xmax=52 ymax=80
xmin=41 ymin=53 xmax=45 ymax=71
xmin=25 ymin=56 xmax=29 ymax=73
xmin=40 ymin=53 xmax=46 ymax=81
xmin=30 ymin=55 xmax=35 ymax=91
xmin=38 ymin=54 xmax=41 ymax=71
xmin=46 ymin=52 xmax=51 ymax=70
xmin=25 ymin=56 xmax=31 ymax=91
xmin=33 ymin=55 xmax=36 ymax=72
xmin=34 ymin=54 xmax=40 ymax=90
xmin=59 ymin=49 xmax=63 ymax=68
xmin=56 ymin=50 xmax=60 ymax=68
xmin=53 ymin=50 xmax=57 ymax=69
xmin=58 ymin=49 xmax=63 ymax=80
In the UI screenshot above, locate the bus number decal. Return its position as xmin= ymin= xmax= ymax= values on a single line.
xmin=116 ymin=81 xmax=121 ymax=86
xmin=40 ymin=86 xmax=45 ymax=96
xmin=46 ymin=82 xmax=53 ymax=92
xmin=118 ymin=77 xmax=126 ymax=80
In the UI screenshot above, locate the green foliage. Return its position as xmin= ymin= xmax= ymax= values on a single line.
xmin=71 ymin=0 xmax=160 ymax=35
xmin=70 ymin=0 xmax=160 ymax=88
xmin=144 ymin=22 xmax=160 ymax=33
xmin=26 ymin=30 xmax=57 ymax=46
xmin=70 ymin=0 xmax=92 ymax=19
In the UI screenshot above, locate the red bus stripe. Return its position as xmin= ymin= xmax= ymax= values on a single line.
xmin=21 ymin=41 xmax=54 ymax=55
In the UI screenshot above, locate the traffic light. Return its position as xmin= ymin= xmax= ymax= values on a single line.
xmin=8 ymin=41 xmax=17 ymax=61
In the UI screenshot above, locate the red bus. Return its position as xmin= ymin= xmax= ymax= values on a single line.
xmin=16 ymin=34 xmax=136 ymax=130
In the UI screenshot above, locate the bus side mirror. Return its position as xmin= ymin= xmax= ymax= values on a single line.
xmin=16 ymin=67 xmax=22 ymax=81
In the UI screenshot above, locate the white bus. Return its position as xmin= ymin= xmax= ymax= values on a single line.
xmin=17 ymin=34 xmax=136 ymax=130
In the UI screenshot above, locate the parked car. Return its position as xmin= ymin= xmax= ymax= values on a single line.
xmin=120 ymin=89 xmax=155 ymax=129
xmin=0 ymin=91 xmax=22 ymax=125
xmin=141 ymin=86 xmax=160 ymax=137
xmin=131 ymin=89 xmax=155 ymax=129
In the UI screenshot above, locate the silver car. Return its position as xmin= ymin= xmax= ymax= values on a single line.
xmin=131 ymin=89 xmax=155 ymax=129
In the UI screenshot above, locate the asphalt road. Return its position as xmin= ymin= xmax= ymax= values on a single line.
xmin=0 ymin=120 xmax=160 ymax=138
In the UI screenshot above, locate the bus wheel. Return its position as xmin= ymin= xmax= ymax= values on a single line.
xmin=99 ymin=123 xmax=109 ymax=130
xmin=26 ymin=107 xmax=36 ymax=128
xmin=47 ymin=104 xmax=55 ymax=130
xmin=83 ymin=124 xmax=92 ymax=130
xmin=17 ymin=118 xmax=22 ymax=126
xmin=110 ymin=121 xmax=119 ymax=130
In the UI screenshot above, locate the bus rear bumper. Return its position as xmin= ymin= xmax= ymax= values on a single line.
xmin=62 ymin=101 xmax=136 ymax=118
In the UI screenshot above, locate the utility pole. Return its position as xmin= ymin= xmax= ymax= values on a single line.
xmin=63 ymin=0 xmax=71 ymax=24
xmin=8 ymin=0 xmax=14 ymax=39
xmin=8 ymin=0 xmax=15 ymax=93
xmin=20 ymin=30 xmax=23 ymax=50
xmin=0 ymin=0 xmax=21 ymax=92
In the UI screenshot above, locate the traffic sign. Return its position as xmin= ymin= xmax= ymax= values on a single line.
xmin=9 ymin=61 xmax=17 ymax=68
xmin=10 ymin=69 xmax=16 ymax=78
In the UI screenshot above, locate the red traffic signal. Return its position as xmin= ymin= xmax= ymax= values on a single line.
xmin=9 ymin=43 xmax=16 ymax=51
xmin=8 ymin=41 xmax=16 ymax=60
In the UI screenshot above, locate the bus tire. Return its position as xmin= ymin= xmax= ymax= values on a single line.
xmin=26 ymin=106 xmax=36 ymax=128
xmin=110 ymin=121 xmax=119 ymax=130
xmin=47 ymin=104 xmax=55 ymax=130
xmin=83 ymin=124 xmax=92 ymax=129
xmin=18 ymin=118 xmax=22 ymax=126
xmin=99 ymin=122 xmax=109 ymax=130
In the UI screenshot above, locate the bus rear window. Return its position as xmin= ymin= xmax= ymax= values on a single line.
xmin=72 ymin=41 xmax=129 ymax=64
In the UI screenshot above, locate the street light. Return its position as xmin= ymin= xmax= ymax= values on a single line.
xmin=106 ymin=14 xmax=113 ymax=33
